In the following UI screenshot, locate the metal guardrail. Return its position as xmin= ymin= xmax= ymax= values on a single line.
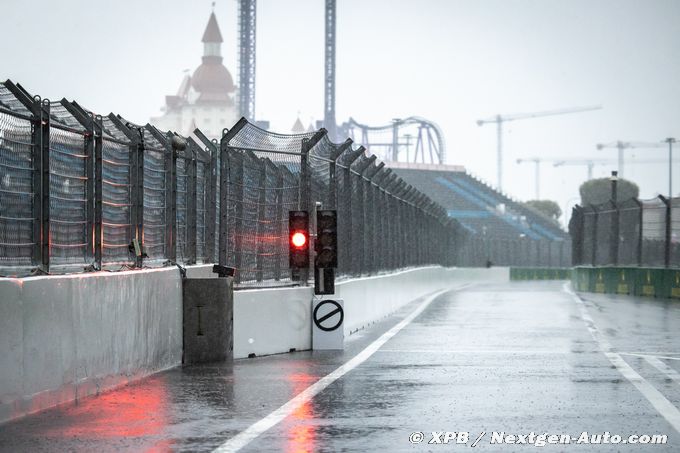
xmin=569 ymin=196 xmax=680 ymax=268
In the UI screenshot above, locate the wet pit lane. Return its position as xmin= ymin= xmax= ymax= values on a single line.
xmin=1 ymin=281 xmax=679 ymax=452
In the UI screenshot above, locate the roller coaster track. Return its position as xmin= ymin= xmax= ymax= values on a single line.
xmin=342 ymin=116 xmax=447 ymax=165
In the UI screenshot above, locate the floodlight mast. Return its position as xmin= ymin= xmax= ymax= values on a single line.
xmin=477 ymin=105 xmax=602 ymax=191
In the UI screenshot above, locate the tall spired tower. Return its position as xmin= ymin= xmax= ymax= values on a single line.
xmin=150 ymin=8 xmax=238 ymax=138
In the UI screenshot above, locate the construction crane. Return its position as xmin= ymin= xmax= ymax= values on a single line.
xmin=238 ymin=0 xmax=257 ymax=121
xmin=516 ymin=156 xmax=675 ymax=199
xmin=477 ymin=105 xmax=602 ymax=191
xmin=516 ymin=157 xmax=550 ymax=200
xmin=324 ymin=0 xmax=337 ymax=140
xmin=553 ymin=158 xmax=622 ymax=180
xmin=595 ymin=141 xmax=665 ymax=178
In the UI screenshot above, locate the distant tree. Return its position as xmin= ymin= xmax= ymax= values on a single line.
xmin=579 ymin=177 xmax=639 ymax=205
xmin=524 ymin=199 xmax=562 ymax=222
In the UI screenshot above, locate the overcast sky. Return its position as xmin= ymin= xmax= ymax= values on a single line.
xmin=3 ymin=0 xmax=679 ymax=223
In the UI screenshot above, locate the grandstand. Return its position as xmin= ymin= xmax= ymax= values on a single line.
xmin=387 ymin=162 xmax=570 ymax=267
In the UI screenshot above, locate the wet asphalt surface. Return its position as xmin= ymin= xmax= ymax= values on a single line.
xmin=1 ymin=281 xmax=679 ymax=452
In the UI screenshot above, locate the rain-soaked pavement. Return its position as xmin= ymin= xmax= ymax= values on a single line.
xmin=1 ymin=281 xmax=680 ymax=452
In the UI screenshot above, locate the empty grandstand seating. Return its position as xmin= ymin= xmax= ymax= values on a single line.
xmin=391 ymin=165 xmax=567 ymax=241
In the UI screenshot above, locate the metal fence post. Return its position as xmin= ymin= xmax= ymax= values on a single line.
xmin=634 ymin=198 xmax=643 ymax=266
xmin=38 ymin=99 xmax=51 ymax=271
xmin=132 ymin=127 xmax=144 ymax=268
xmin=590 ymin=204 xmax=598 ymax=266
xmin=93 ymin=116 xmax=103 ymax=269
xmin=660 ymin=195 xmax=671 ymax=267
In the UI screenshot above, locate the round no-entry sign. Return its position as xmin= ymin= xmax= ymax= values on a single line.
xmin=313 ymin=300 xmax=344 ymax=332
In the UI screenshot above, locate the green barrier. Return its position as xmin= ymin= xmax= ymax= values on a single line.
xmin=571 ymin=266 xmax=680 ymax=300
xmin=510 ymin=267 xmax=571 ymax=281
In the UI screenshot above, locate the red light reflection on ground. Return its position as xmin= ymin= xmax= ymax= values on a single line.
xmin=42 ymin=376 xmax=172 ymax=451
xmin=286 ymin=373 xmax=317 ymax=453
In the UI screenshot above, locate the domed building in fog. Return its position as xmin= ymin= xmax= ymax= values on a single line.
xmin=150 ymin=10 xmax=238 ymax=138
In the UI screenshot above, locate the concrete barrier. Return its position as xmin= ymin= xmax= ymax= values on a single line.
xmin=233 ymin=266 xmax=509 ymax=359
xmin=0 ymin=264 xmax=508 ymax=423
xmin=510 ymin=267 xmax=571 ymax=281
xmin=0 ymin=266 xmax=191 ymax=424
xmin=572 ymin=266 xmax=680 ymax=299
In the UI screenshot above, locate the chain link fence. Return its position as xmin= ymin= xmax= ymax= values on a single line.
xmin=455 ymin=235 xmax=570 ymax=268
xmin=570 ymin=195 xmax=680 ymax=268
xmin=1 ymin=79 xmax=568 ymax=286
xmin=217 ymin=119 xmax=460 ymax=286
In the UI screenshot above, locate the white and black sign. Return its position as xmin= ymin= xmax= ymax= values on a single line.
xmin=313 ymin=300 xmax=344 ymax=331
xmin=312 ymin=298 xmax=345 ymax=350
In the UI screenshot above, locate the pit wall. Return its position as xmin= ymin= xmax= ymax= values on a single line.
xmin=0 ymin=265 xmax=508 ymax=424
xmin=510 ymin=267 xmax=571 ymax=281
xmin=0 ymin=265 xmax=191 ymax=424
xmin=571 ymin=266 xmax=680 ymax=299
xmin=233 ymin=266 xmax=509 ymax=359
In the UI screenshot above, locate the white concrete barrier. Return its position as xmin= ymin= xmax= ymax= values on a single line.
xmin=233 ymin=266 xmax=508 ymax=359
xmin=0 ymin=266 xmax=189 ymax=424
xmin=0 ymin=264 xmax=507 ymax=423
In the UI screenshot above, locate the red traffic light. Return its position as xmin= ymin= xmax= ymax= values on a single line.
xmin=289 ymin=210 xmax=310 ymax=269
xmin=291 ymin=231 xmax=307 ymax=248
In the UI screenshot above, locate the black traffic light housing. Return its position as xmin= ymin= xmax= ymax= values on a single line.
xmin=289 ymin=210 xmax=310 ymax=269
xmin=315 ymin=209 xmax=337 ymax=268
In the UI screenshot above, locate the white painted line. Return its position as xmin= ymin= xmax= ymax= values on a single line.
xmin=621 ymin=353 xmax=680 ymax=361
xmin=213 ymin=284 xmax=469 ymax=453
xmin=376 ymin=349 xmax=581 ymax=355
xmin=644 ymin=356 xmax=680 ymax=386
xmin=564 ymin=282 xmax=680 ymax=434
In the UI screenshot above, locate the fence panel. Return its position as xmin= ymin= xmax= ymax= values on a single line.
xmin=176 ymin=153 xmax=189 ymax=261
xmin=581 ymin=207 xmax=597 ymax=266
xmin=594 ymin=203 xmax=614 ymax=266
xmin=48 ymin=106 xmax=92 ymax=271
xmin=1 ymin=83 xmax=576 ymax=282
xmin=641 ymin=198 xmax=667 ymax=267
xmin=671 ymin=198 xmax=680 ymax=267
xmin=617 ymin=199 xmax=641 ymax=266
xmin=221 ymin=120 xmax=313 ymax=286
xmin=99 ymin=118 xmax=134 ymax=267
xmin=196 ymin=157 xmax=208 ymax=263
xmin=0 ymin=107 xmax=34 ymax=273
xmin=141 ymin=132 xmax=169 ymax=263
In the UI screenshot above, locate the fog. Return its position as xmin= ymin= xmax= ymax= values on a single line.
xmin=3 ymin=0 xmax=678 ymax=224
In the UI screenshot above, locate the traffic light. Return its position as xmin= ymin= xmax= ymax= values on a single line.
xmin=315 ymin=209 xmax=337 ymax=268
xmin=289 ymin=210 xmax=309 ymax=268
